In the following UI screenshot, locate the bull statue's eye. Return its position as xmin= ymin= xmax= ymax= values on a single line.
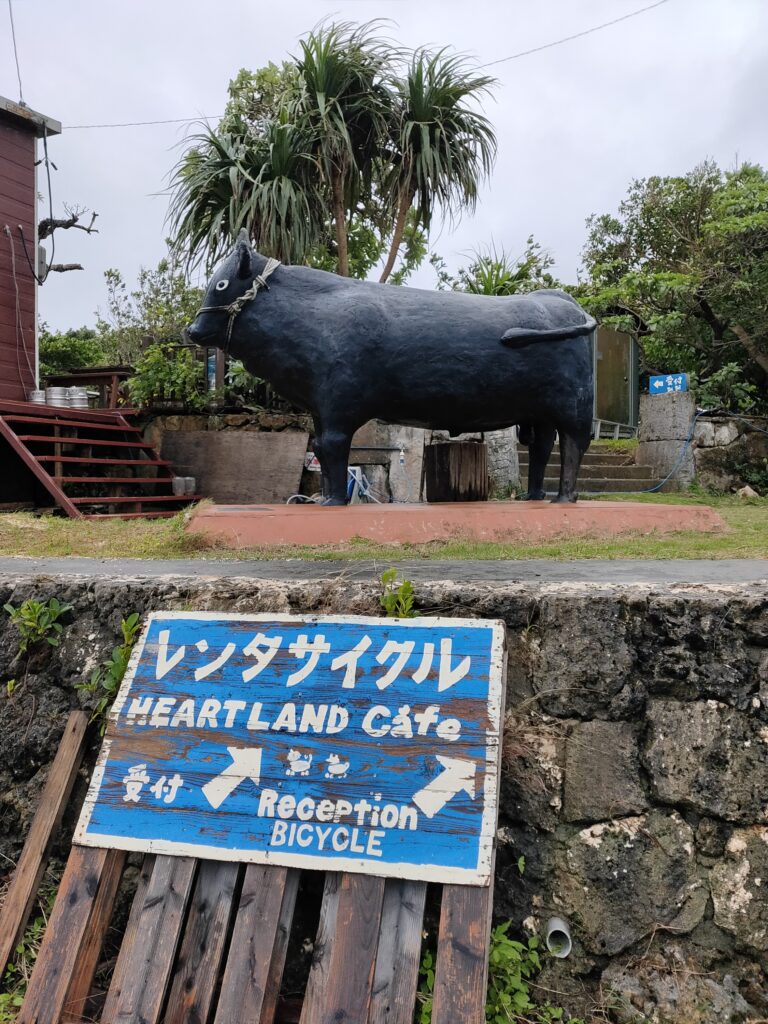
xmin=215 ymin=279 xmax=229 ymax=292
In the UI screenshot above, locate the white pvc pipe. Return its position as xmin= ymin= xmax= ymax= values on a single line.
xmin=544 ymin=917 xmax=572 ymax=959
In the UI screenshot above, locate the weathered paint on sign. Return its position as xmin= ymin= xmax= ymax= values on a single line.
xmin=74 ymin=613 xmax=506 ymax=885
xmin=649 ymin=373 xmax=688 ymax=394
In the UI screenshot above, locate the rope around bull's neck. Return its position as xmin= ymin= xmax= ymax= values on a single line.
xmin=197 ymin=257 xmax=281 ymax=349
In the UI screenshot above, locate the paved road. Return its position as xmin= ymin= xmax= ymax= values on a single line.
xmin=0 ymin=557 xmax=764 ymax=584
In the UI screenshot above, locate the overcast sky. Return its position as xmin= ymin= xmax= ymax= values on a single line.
xmin=3 ymin=0 xmax=767 ymax=331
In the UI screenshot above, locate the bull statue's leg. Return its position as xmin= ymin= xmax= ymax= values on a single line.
xmin=316 ymin=426 xmax=355 ymax=506
xmin=521 ymin=424 xmax=556 ymax=501
xmin=553 ymin=426 xmax=591 ymax=503
xmin=311 ymin=417 xmax=332 ymax=500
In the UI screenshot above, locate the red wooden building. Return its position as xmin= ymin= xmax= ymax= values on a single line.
xmin=0 ymin=97 xmax=198 ymax=517
xmin=0 ymin=95 xmax=60 ymax=401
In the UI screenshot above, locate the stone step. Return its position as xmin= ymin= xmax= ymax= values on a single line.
xmin=517 ymin=449 xmax=635 ymax=467
xmin=521 ymin=463 xmax=654 ymax=480
xmin=542 ymin=477 xmax=660 ymax=493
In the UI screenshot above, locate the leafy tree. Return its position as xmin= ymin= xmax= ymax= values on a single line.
xmin=167 ymin=22 xmax=496 ymax=282
xmin=579 ymin=161 xmax=768 ymax=410
xmin=95 ymin=253 xmax=202 ymax=365
xmin=431 ymin=237 xmax=559 ymax=295
xmin=38 ymin=325 xmax=106 ymax=378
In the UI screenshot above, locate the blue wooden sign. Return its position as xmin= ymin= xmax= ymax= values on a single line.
xmin=75 ymin=613 xmax=506 ymax=885
xmin=649 ymin=373 xmax=688 ymax=394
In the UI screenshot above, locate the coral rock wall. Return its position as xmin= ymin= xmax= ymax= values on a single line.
xmin=0 ymin=573 xmax=766 ymax=1023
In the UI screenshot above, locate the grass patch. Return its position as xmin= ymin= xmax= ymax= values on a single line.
xmin=590 ymin=437 xmax=639 ymax=452
xmin=0 ymin=494 xmax=765 ymax=562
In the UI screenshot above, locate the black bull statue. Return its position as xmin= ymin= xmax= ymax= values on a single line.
xmin=187 ymin=232 xmax=596 ymax=505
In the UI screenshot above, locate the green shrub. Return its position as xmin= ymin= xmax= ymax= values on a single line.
xmin=3 ymin=597 xmax=73 ymax=656
xmin=416 ymin=923 xmax=582 ymax=1023
xmin=127 ymin=342 xmax=206 ymax=410
xmin=694 ymin=362 xmax=758 ymax=412
xmin=77 ymin=613 xmax=141 ymax=732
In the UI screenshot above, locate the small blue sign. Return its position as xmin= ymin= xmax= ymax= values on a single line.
xmin=649 ymin=373 xmax=688 ymax=395
xmin=75 ymin=613 xmax=505 ymax=885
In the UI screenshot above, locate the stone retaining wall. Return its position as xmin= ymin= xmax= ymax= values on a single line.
xmin=637 ymin=392 xmax=768 ymax=493
xmin=1 ymin=573 xmax=766 ymax=1022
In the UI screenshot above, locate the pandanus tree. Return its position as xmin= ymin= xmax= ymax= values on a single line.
xmin=378 ymin=49 xmax=497 ymax=283
xmin=292 ymin=21 xmax=394 ymax=277
xmin=167 ymin=116 xmax=324 ymax=268
xmin=167 ymin=22 xmax=498 ymax=280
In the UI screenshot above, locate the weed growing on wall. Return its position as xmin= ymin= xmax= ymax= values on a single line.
xmin=415 ymin=923 xmax=582 ymax=1024
xmin=380 ymin=568 xmax=418 ymax=618
xmin=77 ymin=613 xmax=141 ymax=733
xmin=3 ymin=598 xmax=73 ymax=657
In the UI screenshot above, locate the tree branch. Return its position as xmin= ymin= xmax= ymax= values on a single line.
xmin=731 ymin=323 xmax=768 ymax=375
xmin=38 ymin=209 xmax=98 ymax=240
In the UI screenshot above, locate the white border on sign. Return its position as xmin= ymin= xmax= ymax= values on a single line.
xmin=74 ymin=611 xmax=506 ymax=887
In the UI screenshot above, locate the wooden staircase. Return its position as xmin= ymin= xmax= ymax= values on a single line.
xmin=0 ymin=399 xmax=200 ymax=519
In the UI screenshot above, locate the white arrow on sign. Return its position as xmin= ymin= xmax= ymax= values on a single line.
xmin=202 ymin=746 xmax=263 ymax=809
xmin=652 ymin=380 xmax=665 ymax=390
xmin=412 ymin=756 xmax=477 ymax=819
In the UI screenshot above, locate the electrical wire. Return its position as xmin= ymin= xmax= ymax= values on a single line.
xmin=65 ymin=115 xmax=221 ymax=131
xmin=3 ymin=226 xmax=38 ymax=388
xmin=61 ymin=1 xmax=672 ymax=131
xmin=40 ymin=128 xmax=55 ymax=282
xmin=7 ymin=0 xmax=24 ymax=104
xmin=594 ymin=406 xmax=768 ymax=498
xmin=481 ymin=0 xmax=671 ymax=68
xmin=17 ymin=127 xmax=57 ymax=284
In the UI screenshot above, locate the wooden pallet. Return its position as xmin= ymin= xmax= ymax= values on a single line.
xmin=0 ymin=400 xmax=200 ymax=519
xmin=17 ymin=847 xmax=493 ymax=1024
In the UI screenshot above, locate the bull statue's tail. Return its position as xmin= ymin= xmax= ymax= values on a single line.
xmin=500 ymin=316 xmax=597 ymax=348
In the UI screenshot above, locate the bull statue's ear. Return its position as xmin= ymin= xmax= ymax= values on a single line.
xmin=236 ymin=233 xmax=252 ymax=280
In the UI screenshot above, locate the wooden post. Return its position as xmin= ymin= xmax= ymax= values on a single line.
xmin=424 ymin=440 xmax=489 ymax=502
xmin=0 ymin=711 xmax=88 ymax=974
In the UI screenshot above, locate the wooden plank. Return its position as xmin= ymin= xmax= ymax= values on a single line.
xmin=36 ymin=455 xmax=171 ymax=466
xmin=298 ymin=872 xmax=341 ymax=1023
xmin=84 ymin=511 xmax=180 ymax=520
xmin=97 ymin=854 xmax=155 ymax=1009
xmin=259 ymin=868 xmax=300 ymax=1024
xmin=0 ymin=147 xmax=35 ymax=183
xmin=0 ymin=416 xmax=83 ymax=517
xmin=0 ymin=192 xmax=36 ymax=228
xmin=55 ymin=477 xmax=168 ymax=485
xmin=61 ymin=850 xmax=127 ymax=1023
xmin=301 ymin=873 xmax=386 ymax=1024
xmin=430 ymin=879 xmax=495 ymax=1024
xmin=369 ymin=879 xmax=428 ymax=1024
xmin=15 ymin=434 xmax=157 ymax=449
xmin=164 ymin=860 xmax=242 ymax=1024
xmin=0 ymin=711 xmax=88 ymax=973
xmin=17 ymin=846 xmax=125 ymax=1024
xmin=0 ymin=176 xmax=35 ymax=206
xmin=71 ymin=493 xmax=199 ymax=505
xmin=100 ymin=854 xmax=197 ymax=1024
xmin=213 ymin=864 xmax=291 ymax=1024
xmin=0 ymin=398 xmax=131 ymax=420
xmin=4 ymin=414 xmax=142 ymax=432
xmin=160 ymin=430 xmax=309 ymax=503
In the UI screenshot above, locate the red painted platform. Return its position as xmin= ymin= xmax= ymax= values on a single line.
xmin=187 ymin=500 xmax=727 ymax=548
